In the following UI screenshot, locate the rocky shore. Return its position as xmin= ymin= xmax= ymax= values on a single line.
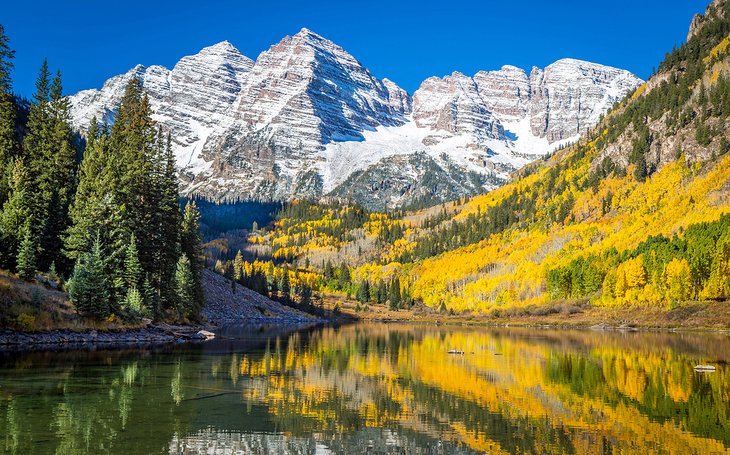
xmin=0 ymin=270 xmax=327 ymax=351
xmin=0 ymin=323 xmax=213 ymax=351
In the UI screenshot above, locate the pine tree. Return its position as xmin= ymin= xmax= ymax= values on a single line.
xmin=123 ymin=234 xmax=142 ymax=291
xmin=142 ymin=274 xmax=158 ymax=318
xmin=233 ymin=250 xmax=243 ymax=281
xmin=280 ymin=266 xmax=291 ymax=302
xmin=0 ymin=24 xmax=18 ymax=204
xmin=123 ymin=286 xmax=144 ymax=315
xmin=389 ymin=276 xmax=401 ymax=310
xmin=337 ymin=263 xmax=350 ymax=290
xmin=37 ymin=70 xmax=76 ymax=272
xmin=16 ymin=226 xmax=36 ymax=281
xmin=69 ymin=236 xmax=110 ymax=318
xmin=268 ymin=262 xmax=279 ymax=298
xmin=324 ymin=260 xmax=334 ymax=280
xmin=0 ymin=159 xmax=30 ymax=269
xmin=299 ymin=282 xmax=312 ymax=307
xmin=174 ymin=254 xmax=195 ymax=319
xmin=180 ymin=201 xmax=204 ymax=318
xmin=158 ymin=133 xmax=181 ymax=287
xmin=357 ymin=280 xmax=370 ymax=303
xmin=22 ymin=60 xmax=53 ymax=235
xmin=65 ymin=118 xmax=108 ymax=260
xmin=376 ymin=280 xmax=387 ymax=304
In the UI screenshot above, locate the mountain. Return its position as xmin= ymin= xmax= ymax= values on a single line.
xmin=238 ymin=0 xmax=730 ymax=315
xmin=68 ymin=29 xmax=642 ymax=209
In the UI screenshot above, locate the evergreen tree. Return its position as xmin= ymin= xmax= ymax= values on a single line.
xmin=16 ymin=226 xmax=36 ymax=281
xmin=268 ymin=262 xmax=279 ymax=298
xmin=0 ymin=159 xmax=30 ymax=269
xmin=233 ymin=250 xmax=243 ymax=281
xmin=0 ymin=24 xmax=18 ymax=204
xmin=299 ymin=281 xmax=312 ymax=307
xmin=180 ymin=201 xmax=204 ymax=318
xmin=123 ymin=234 xmax=142 ymax=291
xmin=357 ymin=280 xmax=370 ymax=303
xmin=22 ymin=60 xmax=53 ymax=236
xmin=337 ymin=263 xmax=350 ymax=290
xmin=376 ymin=280 xmax=387 ymax=305
xmin=123 ymin=286 xmax=144 ymax=315
xmin=37 ymin=70 xmax=76 ymax=272
xmin=65 ymin=119 xmax=109 ymax=260
xmin=280 ymin=266 xmax=291 ymax=302
xmin=324 ymin=260 xmax=334 ymax=280
xmin=174 ymin=254 xmax=194 ymax=319
xmin=142 ymin=274 xmax=158 ymax=317
xmin=150 ymin=132 xmax=180 ymax=308
xmin=69 ymin=236 xmax=110 ymax=318
xmin=389 ymin=276 xmax=402 ymax=310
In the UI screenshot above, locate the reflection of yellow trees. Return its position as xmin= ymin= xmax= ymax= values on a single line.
xmin=233 ymin=326 xmax=730 ymax=454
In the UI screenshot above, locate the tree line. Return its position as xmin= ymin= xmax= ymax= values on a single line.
xmin=0 ymin=24 xmax=204 ymax=322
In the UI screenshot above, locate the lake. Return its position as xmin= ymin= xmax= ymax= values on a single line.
xmin=1 ymin=324 xmax=729 ymax=454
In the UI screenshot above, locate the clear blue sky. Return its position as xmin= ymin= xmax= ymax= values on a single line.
xmin=1 ymin=0 xmax=710 ymax=97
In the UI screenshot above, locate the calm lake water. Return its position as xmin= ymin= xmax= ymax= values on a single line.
xmin=1 ymin=324 xmax=729 ymax=454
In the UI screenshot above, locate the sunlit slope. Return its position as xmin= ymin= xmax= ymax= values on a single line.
xmin=238 ymin=1 xmax=730 ymax=314
xmin=360 ymin=1 xmax=730 ymax=311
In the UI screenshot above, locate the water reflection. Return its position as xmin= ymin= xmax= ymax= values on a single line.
xmin=0 ymin=325 xmax=729 ymax=454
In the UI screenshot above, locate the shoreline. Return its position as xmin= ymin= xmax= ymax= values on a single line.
xmin=0 ymin=318 xmax=329 ymax=352
xmin=0 ymin=317 xmax=727 ymax=353
xmin=361 ymin=318 xmax=730 ymax=333
xmin=3 ymin=299 xmax=729 ymax=352
xmin=0 ymin=323 xmax=210 ymax=351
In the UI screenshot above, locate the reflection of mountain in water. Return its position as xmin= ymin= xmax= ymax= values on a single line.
xmin=170 ymin=427 xmax=480 ymax=455
xmin=1 ymin=325 xmax=729 ymax=454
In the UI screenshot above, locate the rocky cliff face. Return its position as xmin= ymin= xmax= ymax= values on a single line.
xmin=68 ymin=28 xmax=642 ymax=209
xmin=418 ymin=59 xmax=640 ymax=145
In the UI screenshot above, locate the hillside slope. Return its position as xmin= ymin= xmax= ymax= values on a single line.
xmin=232 ymin=0 xmax=730 ymax=318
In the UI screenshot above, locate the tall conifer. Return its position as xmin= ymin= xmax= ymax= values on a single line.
xmin=0 ymin=24 xmax=18 ymax=204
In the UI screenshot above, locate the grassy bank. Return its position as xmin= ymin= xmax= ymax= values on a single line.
xmin=0 ymin=270 xmax=156 ymax=332
xmin=321 ymin=292 xmax=730 ymax=330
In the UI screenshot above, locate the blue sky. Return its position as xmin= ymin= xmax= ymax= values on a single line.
xmin=1 ymin=1 xmax=710 ymax=97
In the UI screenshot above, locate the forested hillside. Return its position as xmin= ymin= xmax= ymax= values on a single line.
xmin=223 ymin=0 xmax=730 ymax=317
xmin=0 ymin=24 xmax=205 ymax=328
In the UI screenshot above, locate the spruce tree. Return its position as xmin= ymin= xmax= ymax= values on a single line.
xmin=0 ymin=159 xmax=31 ymax=269
xmin=389 ymin=276 xmax=401 ymax=310
xmin=180 ymin=201 xmax=204 ymax=317
xmin=123 ymin=286 xmax=144 ymax=316
xmin=357 ymin=280 xmax=370 ymax=303
xmin=16 ymin=226 xmax=36 ymax=281
xmin=280 ymin=266 xmax=291 ymax=302
xmin=233 ymin=250 xmax=243 ymax=281
xmin=22 ymin=60 xmax=53 ymax=233
xmin=65 ymin=119 xmax=107 ymax=260
xmin=337 ymin=263 xmax=350 ymax=290
xmin=123 ymin=234 xmax=142 ymax=291
xmin=142 ymin=274 xmax=158 ymax=318
xmin=38 ymin=70 xmax=76 ymax=272
xmin=155 ymin=133 xmax=181 ymax=305
xmin=376 ymin=280 xmax=387 ymax=304
xmin=68 ymin=236 xmax=110 ymax=318
xmin=174 ymin=253 xmax=195 ymax=319
xmin=0 ymin=24 xmax=18 ymax=204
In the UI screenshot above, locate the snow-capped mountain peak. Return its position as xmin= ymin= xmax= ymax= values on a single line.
xmin=67 ymin=31 xmax=642 ymax=209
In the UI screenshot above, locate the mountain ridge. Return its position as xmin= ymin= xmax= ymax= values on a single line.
xmin=67 ymin=28 xmax=643 ymax=209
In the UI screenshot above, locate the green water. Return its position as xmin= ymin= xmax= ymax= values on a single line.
xmin=1 ymin=324 xmax=729 ymax=454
